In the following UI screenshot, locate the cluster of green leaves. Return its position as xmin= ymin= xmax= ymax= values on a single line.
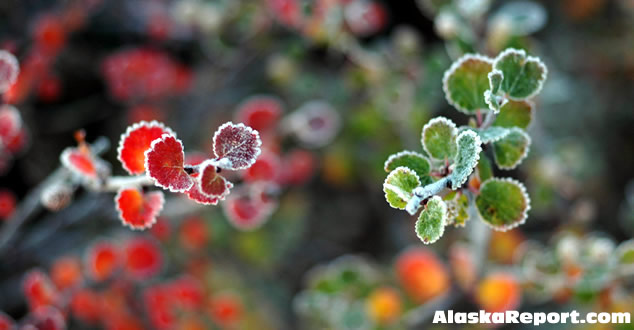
xmin=383 ymin=48 xmax=547 ymax=244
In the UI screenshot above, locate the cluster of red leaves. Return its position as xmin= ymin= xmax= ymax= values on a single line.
xmin=13 ymin=236 xmax=164 ymax=330
xmin=112 ymin=120 xmax=261 ymax=230
xmin=267 ymin=0 xmax=387 ymax=37
xmin=102 ymin=48 xmax=192 ymax=102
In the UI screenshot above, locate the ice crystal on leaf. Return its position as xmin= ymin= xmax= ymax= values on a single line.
xmin=198 ymin=160 xmax=232 ymax=199
xmin=118 ymin=121 xmax=175 ymax=175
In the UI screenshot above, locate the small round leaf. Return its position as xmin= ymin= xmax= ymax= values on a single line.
xmin=476 ymin=178 xmax=530 ymax=231
xmin=421 ymin=117 xmax=458 ymax=160
xmin=213 ymin=122 xmax=262 ymax=170
xmin=117 ymin=121 xmax=175 ymax=175
xmin=493 ymin=128 xmax=531 ymax=170
xmin=415 ymin=196 xmax=447 ymax=244
xmin=384 ymin=151 xmax=432 ymax=184
xmin=442 ymin=54 xmax=494 ymax=114
xmin=115 ymin=188 xmax=164 ymax=230
xmin=493 ymin=99 xmax=533 ymax=129
xmin=383 ymin=167 xmax=421 ymax=210
xmin=145 ymin=134 xmax=194 ymax=192
xmin=493 ymin=48 xmax=547 ymax=100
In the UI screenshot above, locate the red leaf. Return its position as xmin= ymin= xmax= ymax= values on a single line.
xmin=222 ymin=188 xmax=275 ymax=231
xmin=118 ymin=121 xmax=174 ymax=175
xmin=243 ymin=151 xmax=281 ymax=183
xmin=0 ymin=50 xmax=19 ymax=93
xmin=85 ymin=241 xmax=120 ymax=282
xmin=145 ymin=134 xmax=194 ymax=192
xmin=235 ymin=96 xmax=283 ymax=132
xmin=185 ymin=184 xmax=219 ymax=205
xmin=115 ymin=187 xmax=165 ymax=230
xmin=60 ymin=147 xmax=102 ymax=181
xmin=212 ymin=122 xmax=261 ymax=170
xmin=198 ymin=160 xmax=232 ymax=199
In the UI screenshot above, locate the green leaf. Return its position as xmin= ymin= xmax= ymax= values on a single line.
xmin=442 ymin=54 xmax=494 ymax=114
xmin=477 ymin=152 xmax=493 ymax=182
xmin=493 ymin=128 xmax=531 ymax=170
xmin=384 ymin=151 xmax=432 ymax=185
xmin=479 ymin=126 xmax=510 ymax=143
xmin=421 ymin=117 xmax=458 ymax=160
xmin=476 ymin=178 xmax=530 ymax=231
xmin=484 ymin=70 xmax=505 ymax=112
xmin=383 ymin=167 xmax=421 ymax=210
xmin=493 ymin=99 xmax=533 ymax=128
xmin=444 ymin=192 xmax=470 ymax=227
xmin=415 ymin=196 xmax=447 ymax=244
xmin=493 ymin=48 xmax=547 ymax=100
xmin=450 ymin=130 xmax=482 ymax=189
xmin=488 ymin=69 xmax=503 ymax=94
xmin=616 ymin=240 xmax=634 ymax=274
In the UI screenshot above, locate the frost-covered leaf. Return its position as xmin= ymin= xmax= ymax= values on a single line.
xmin=185 ymin=184 xmax=219 ymax=205
xmin=477 ymin=152 xmax=493 ymax=182
xmin=450 ymin=130 xmax=482 ymax=189
xmin=384 ymin=151 xmax=432 ymax=184
xmin=484 ymin=70 xmax=505 ymax=112
xmin=493 ymin=128 xmax=531 ymax=170
xmin=383 ymin=167 xmax=421 ymax=210
xmin=444 ymin=191 xmax=469 ymax=227
xmin=145 ymin=134 xmax=194 ymax=192
xmin=478 ymin=126 xmax=510 ymax=144
xmin=493 ymin=99 xmax=533 ymax=129
xmin=117 ymin=121 xmax=175 ymax=175
xmin=421 ymin=117 xmax=458 ymax=160
xmin=0 ymin=50 xmax=19 ymax=93
xmin=415 ymin=196 xmax=447 ymax=244
xmin=115 ymin=188 xmax=164 ymax=230
xmin=488 ymin=69 xmax=503 ymax=95
xmin=61 ymin=147 xmax=108 ymax=182
xmin=493 ymin=48 xmax=547 ymax=100
xmin=213 ymin=122 xmax=262 ymax=170
xmin=442 ymin=54 xmax=493 ymax=114
xmin=198 ymin=160 xmax=232 ymax=199
xmin=476 ymin=178 xmax=530 ymax=231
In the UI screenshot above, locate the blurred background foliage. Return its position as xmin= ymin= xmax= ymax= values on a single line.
xmin=0 ymin=0 xmax=633 ymax=329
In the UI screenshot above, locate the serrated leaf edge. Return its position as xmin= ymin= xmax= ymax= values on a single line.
xmin=384 ymin=150 xmax=429 ymax=172
xmin=476 ymin=177 xmax=531 ymax=232
xmin=144 ymin=133 xmax=194 ymax=193
xmin=421 ymin=116 xmax=458 ymax=159
xmin=212 ymin=121 xmax=263 ymax=170
xmin=197 ymin=159 xmax=233 ymax=200
xmin=117 ymin=120 xmax=176 ymax=175
xmin=493 ymin=48 xmax=548 ymax=101
xmin=493 ymin=127 xmax=531 ymax=170
xmin=442 ymin=53 xmax=494 ymax=114
xmin=114 ymin=188 xmax=165 ymax=231
xmin=415 ymin=196 xmax=447 ymax=244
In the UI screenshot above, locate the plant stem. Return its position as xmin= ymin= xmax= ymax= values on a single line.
xmin=405 ymin=177 xmax=450 ymax=215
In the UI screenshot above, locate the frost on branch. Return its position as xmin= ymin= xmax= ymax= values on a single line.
xmin=115 ymin=187 xmax=165 ymax=230
xmin=383 ymin=166 xmax=420 ymax=210
xmin=442 ymin=54 xmax=493 ymax=114
xmin=493 ymin=99 xmax=533 ymax=129
xmin=493 ymin=48 xmax=548 ymax=100
xmin=198 ymin=160 xmax=232 ymax=200
xmin=421 ymin=116 xmax=457 ymax=160
xmin=492 ymin=128 xmax=531 ymax=170
xmin=384 ymin=150 xmax=432 ymax=185
xmin=415 ymin=196 xmax=447 ymax=244
xmin=145 ymin=134 xmax=194 ymax=192
xmin=450 ymin=130 xmax=481 ymax=189
xmin=212 ymin=122 xmax=262 ymax=170
xmin=118 ymin=121 xmax=175 ymax=175
xmin=476 ymin=178 xmax=530 ymax=231
xmin=0 ymin=50 xmax=19 ymax=93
